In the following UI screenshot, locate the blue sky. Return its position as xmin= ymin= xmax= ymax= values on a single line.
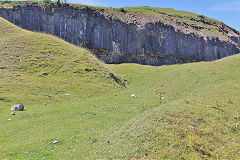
xmin=69 ymin=0 xmax=240 ymax=31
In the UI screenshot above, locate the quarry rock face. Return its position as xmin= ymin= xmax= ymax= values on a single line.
xmin=0 ymin=3 xmax=239 ymax=66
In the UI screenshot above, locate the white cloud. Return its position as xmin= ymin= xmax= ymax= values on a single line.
xmin=208 ymin=1 xmax=240 ymax=11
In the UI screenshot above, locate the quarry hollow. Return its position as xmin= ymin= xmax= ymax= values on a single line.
xmin=0 ymin=2 xmax=239 ymax=66
xmin=1 ymin=2 xmax=240 ymax=159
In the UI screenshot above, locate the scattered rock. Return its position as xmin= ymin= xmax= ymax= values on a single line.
xmin=11 ymin=104 xmax=24 ymax=111
xmin=131 ymin=94 xmax=137 ymax=98
xmin=11 ymin=112 xmax=15 ymax=115
xmin=7 ymin=118 xmax=12 ymax=121
xmin=53 ymin=140 xmax=58 ymax=144
xmin=65 ymin=93 xmax=71 ymax=96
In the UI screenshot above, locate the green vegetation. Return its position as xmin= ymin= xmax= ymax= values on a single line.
xmin=97 ymin=59 xmax=240 ymax=159
xmin=0 ymin=15 xmax=239 ymax=160
xmin=0 ymin=17 xmax=121 ymax=107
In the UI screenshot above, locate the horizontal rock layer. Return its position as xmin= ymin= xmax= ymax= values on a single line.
xmin=0 ymin=3 xmax=239 ymax=65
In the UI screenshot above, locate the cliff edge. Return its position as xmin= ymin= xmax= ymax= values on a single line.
xmin=0 ymin=2 xmax=239 ymax=65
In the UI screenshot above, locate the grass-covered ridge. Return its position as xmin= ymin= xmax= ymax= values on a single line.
xmin=0 ymin=17 xmax=121 ymax=108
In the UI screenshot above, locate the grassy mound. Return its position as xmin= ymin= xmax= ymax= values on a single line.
xmin=0 ymin=17 xmax=121 ymax=108
xmin=94 ymin=55 xmax=240 ymax=159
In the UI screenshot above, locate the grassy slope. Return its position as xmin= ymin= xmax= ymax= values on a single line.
xmin=0 ymin=17 xmax=152 ymax=159
xmin=0 ymin=17 xmax=121 ymax=108
xmin=95 ymin=56 xmax=240 ymax=159
xmin=0 ymin=17 xmax=239 ymax=159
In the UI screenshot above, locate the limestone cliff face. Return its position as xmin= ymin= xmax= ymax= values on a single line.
xmin=0 ymin=3 xmax=239 ymax=65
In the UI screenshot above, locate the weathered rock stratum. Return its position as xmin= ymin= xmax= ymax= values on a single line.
xmin=0 ymin=3 xmax=239 ymax=65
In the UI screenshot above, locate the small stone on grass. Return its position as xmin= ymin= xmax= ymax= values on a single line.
xmin=11 ymin=104 xmax=24 ymax=111
xmin=131 ymin=94 xmax=137 ymax=98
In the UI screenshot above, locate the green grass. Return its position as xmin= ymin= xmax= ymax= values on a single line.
xmin=0 ymin=17 xmax=239 ymax=159
xmin=0 ymin=17 xmax=122 ymax=107
xmin=95 ymin=58 xmax=240 ymax=159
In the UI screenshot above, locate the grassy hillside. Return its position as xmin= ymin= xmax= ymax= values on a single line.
xmin=0 ymin=17 xmax=126 ymax=159
xmin=0 ymin=17 xmax=121 ymax=109
xmin=0 ymin=17 xmax=239 ymax=159
xmin=94 ymin=56 xmax=240 ymax=159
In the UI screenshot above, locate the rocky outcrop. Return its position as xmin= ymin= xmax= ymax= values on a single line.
xmin=0 ymin=3 xmax=239 ymax=66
